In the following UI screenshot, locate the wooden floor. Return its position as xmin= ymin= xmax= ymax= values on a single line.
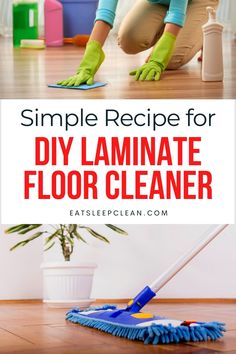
xmin=0 ymin=33 xmax=235 ymax=99
xmin=0 ymin=302 xmax=236 ymax=354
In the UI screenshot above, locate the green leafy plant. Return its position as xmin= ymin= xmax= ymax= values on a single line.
xmin=5 ymin=224 xmax=128 ymax=261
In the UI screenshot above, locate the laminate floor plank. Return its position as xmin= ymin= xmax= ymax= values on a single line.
xmin=0 ymin=302 xmax=235 ymax=353
xmin=0 ymin=32 xmax=235 ymax=99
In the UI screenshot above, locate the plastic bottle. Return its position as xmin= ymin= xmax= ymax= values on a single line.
xmin=59 ymin=0 xmax=99 ymax=38
xmin=12 ymin=0 xmax=39 ymax=47
xmin=44 ymin=0 xmax=63 ymax=47
xmin=202 ymin=7 xmax=224 ymax=82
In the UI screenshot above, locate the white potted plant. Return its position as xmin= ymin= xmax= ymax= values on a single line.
xmin=5 ymin=224 xmax=127 ymax=308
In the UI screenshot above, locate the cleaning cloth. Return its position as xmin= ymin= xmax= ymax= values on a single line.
xmin=48 ymin=82 xmax=107 ymax=90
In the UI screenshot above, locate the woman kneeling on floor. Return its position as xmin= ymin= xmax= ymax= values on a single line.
xmin=58 ymin=0 xmax=219 ymax=86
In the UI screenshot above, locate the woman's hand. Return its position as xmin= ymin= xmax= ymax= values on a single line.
xmin=130 ymin=20 xmax=182 ymax=82
xmin=57 ymin=21 xmax=110 ymax=86
xmin=130 ymin=31 xmax=176 ymax=81
xmin=130 ymin=62 xmax=162 ymax=81
xmin=58 ymin=40 xmax=105 ymax=86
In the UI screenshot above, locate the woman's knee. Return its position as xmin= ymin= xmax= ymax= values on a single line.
xmin=167 ymin=57 xmax=184 ymax=70
xmin=168 ymin=50 xmax=191 ymax=69
xmin=168 ymin=49 xmax=196 ymax=69
xmin=118 ymin=27 xmax=154 ymax=54
xmin=168 ymin=44 xmax=202 ymax=70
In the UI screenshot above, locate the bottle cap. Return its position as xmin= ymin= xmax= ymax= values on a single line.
xmin=13 ymin=0 xmax=38 ymax=4
xmin=207 ymin=6 xmax=216 ymax=22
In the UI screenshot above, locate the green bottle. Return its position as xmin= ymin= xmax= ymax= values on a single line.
xmin=13 ymin=0 xmax=39 ymax=47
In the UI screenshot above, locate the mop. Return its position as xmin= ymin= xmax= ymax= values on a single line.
xmin=66 ymin=224 xmax=228 ymax=345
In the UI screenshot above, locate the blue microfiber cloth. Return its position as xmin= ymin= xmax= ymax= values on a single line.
xmin=48 ymin=82 xmax=107 ymax=90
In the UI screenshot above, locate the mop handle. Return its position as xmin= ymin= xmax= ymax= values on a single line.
xmin=149 ymin=224 xmax=229 ymax=294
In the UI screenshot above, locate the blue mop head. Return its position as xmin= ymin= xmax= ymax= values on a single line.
xmin=66 ymin=305 xmax=225 ymax=345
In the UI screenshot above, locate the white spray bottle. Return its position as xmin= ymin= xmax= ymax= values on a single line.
xmin=202 ymin=6 xmax=224 ymax=82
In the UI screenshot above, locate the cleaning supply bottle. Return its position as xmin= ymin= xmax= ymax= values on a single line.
xmin=202 ymin=6 xmax=224 ymax=82
xmin=59 ymin=0 xmax=99 ymax=38
xmin=12 ymin=0 xmax=39 ymax=47
xmin=44 ymin=0 xmax=63 ymax=47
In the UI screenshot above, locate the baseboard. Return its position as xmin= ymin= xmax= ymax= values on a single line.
xmin=95 ymin=298 xmax=236 ymax=304
xmin=0 ymin=298 xmax=235 ymax=304
xmin=0 ymin=299 xmax=42 ymax=304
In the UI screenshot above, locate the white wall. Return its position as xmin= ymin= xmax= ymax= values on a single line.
xmin=0 ymin=0 xmax=234 ymax=36
xmin=92 ymin=224 xmax=236 ymax=299
xmin=0 ymin=224 xmax=43 ymax=300
xmin=0 ymin=224 xmax=235 ymax=300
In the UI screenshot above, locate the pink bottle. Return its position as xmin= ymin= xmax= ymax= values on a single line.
xmin=44 ymin=0 xmax=63 ymax=46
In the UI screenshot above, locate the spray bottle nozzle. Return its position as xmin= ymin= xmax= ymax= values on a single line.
xmin=206 ymin=6 xmax=216 ymax=21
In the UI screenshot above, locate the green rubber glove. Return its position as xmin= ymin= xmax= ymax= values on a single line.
xmin=130 ymin=32 xmax=176 ymax=81
xmin=58 ymin=40 xmax=105 ymax=86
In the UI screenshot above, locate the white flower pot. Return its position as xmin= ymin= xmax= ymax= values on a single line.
xmin=41 ymin=262 xmax=97 ymax=308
